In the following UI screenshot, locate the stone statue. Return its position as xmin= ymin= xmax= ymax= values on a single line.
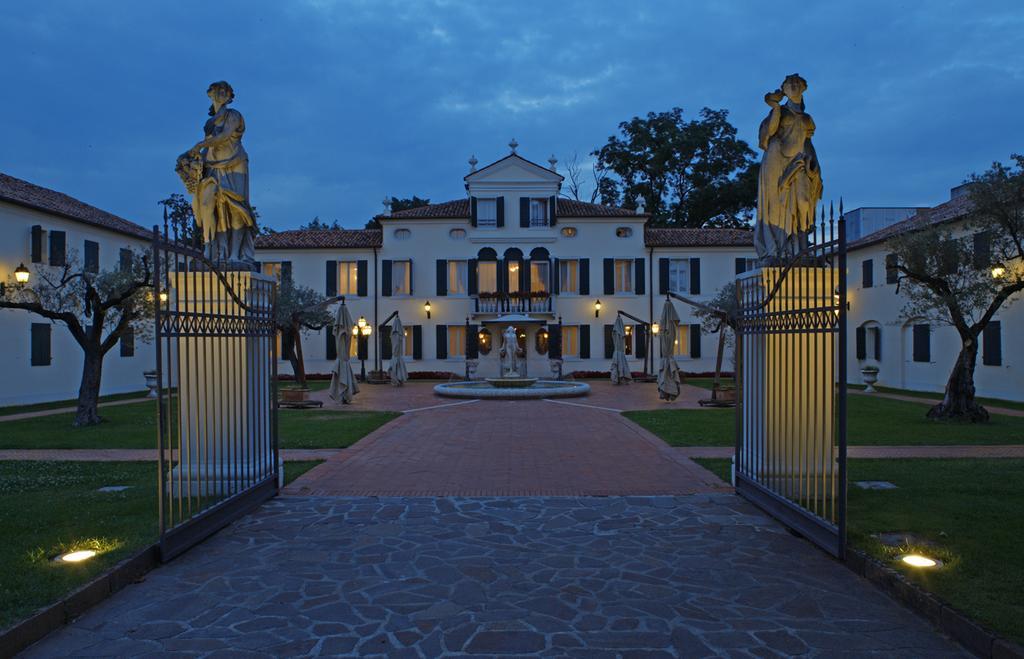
xmin=176 ymin=81 xmax=257 ymax=264
xmin=499 ymin=325 xmax=521 ymax=377
xmin=754 ymin=73 xmax=822 ymax=261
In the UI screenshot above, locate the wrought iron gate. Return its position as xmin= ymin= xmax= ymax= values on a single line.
xmin=735 ymin=208 xmax=848 ymax=558
xmin=152 ymin=225 xmax=279 ymax=561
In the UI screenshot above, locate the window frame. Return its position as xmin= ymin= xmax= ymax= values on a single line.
xmin=476 ymin=198 xmax=498 ymax=228
xmin=391 ymin=259 xmax=412 ymax=296
xmin=613 ymin=258 xmax=633 ymax=294
xmin=447 ymin=259 xmax=469 ymax=296
xmin=559 ymin=258 xmax=580 ymax=295
xmin=477 ymin=260 xmax=498 ymax=294
xmin=447 ymin=324 xmax=466 ymax=359
xmin=529 ymin=198 xmax=549 ymax=227
xmin=530 ymin=259 xmax=550 ymax=293
xmin=338 ymin=260 xmax=360 ymax=296
xmin=668 ymin=258 xmax=690 ymax=295
xmin=561 ymin=325 xmax=580 ymax=359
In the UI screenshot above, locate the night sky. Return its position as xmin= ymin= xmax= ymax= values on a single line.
xmin=1 ymin=1 xmax=1021 ymax=231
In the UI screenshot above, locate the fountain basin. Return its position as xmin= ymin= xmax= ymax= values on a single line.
xmin=434 ymin=379 xmax=590 ymax=400
xmin=485 ymin=377 xmax=538 ymax=389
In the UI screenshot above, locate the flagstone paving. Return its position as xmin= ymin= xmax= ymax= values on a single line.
xmin=23 ymin=495 xmax=966 ymax=657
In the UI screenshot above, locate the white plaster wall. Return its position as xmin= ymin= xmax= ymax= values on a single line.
xmin=846 ymin=224 xmax=1023 ymax=401
xmin=0 ymin=202 xmax=154 ymax=405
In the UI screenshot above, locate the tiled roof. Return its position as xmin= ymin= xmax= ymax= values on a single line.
xmin=645 ymin=227 xmax=754 ymax=248
xmin=0 ymin=171 xmax=151 ymax=240
xmin=849 ymin=194 xmax=974 ymax=250
xmin=255 ymin=229 xmax=382 ymax=249
xmin=383 ymin=198 xmax=641 ymax=220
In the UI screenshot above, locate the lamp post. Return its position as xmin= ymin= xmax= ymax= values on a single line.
xmin=359 ymin=323 xmax=372 ymax=381
xmin=14 ymin=263 xmax=30 ymax=284
xmin=651 ymin=322 xmax=660 ymax=366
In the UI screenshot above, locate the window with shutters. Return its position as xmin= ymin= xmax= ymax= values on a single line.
xmin=447 ymin=260 xmax=468 ymax=295
xmin=336 ymin=261 xmax=359 ymax=295
xmin=84 ymin=241 xmax=99 ymax=274
xmin=559 ymin=259 xmax=579 ymax=294
xmin=530 ymin=260 xmax=549 ymax=292
xmin=529 ymin=198 xmax=548 ymax=226
xmin=983 ymin=321 xmax=1002 ymax=366
xmin=447 ymin=325 xmax=466 ymax=357
xmin=391 ymin=260 xmax=411 ymax=295
xmin=673 ymin=323 xmax=690 ymax=358
xmin=623 ymin=325 xmax=633 ymax=355
xmin=476 ymin=199 xmax=497 ymax=227
xmin=912 ymin=324 xmax=931 ymax=362
xmin=261 ymin=262 xmax=283 ymax=281
xmin=668 ymin=259 xmax=690 ymax=294
xmin=403 ymin=327 xmax=416 ymax=358
xmin=614 ymin=259 xmax=632 ymax=293
xmin=862 ymin=259 xmax=873 ymax=288
xmin=30 ymin=323 xmax=51 ymax=366
xmin=477 ymin=261 xmax=498 ymax=293
xmin=561 ymin=325 xmax=580 ymax=358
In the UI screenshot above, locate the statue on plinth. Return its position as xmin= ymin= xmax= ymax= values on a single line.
xmin=754 ymin=73 xmax=822 ymax=261
xmin=176 ymin=81 xmax=258 ymax=264
xmin=499 ymin=325 xmax=521 ymax=377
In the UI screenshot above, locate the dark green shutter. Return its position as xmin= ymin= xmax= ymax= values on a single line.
xmin=735 ymin=258 xmax=746 ymax=275
xmin=635 ymin=325 xmax=647 ymax=360
xmin=521 ymin=256 xmax=530 ymax=292
xmin=381 ymin=260 xmax=392 ymax=297
xmin=281 ymin=261 xmax=292 ymax=284
xmin=659 ymin=259 xmax=670 ymax=294
xmin=326 ymin=329 xmax=337 ymax=360
xmin=983 ymin=321 xmax=1002 ymax=366
xmin=468 ymin=259 xmax=478 ymax=295
xmin=470 ymin=197 xmax=478 ymax=227
xmin=973 ymin=231 xmax=992 ymax=269
xmin=520 ymin=197 xmax=530 ymax=228
xmin=436 ymin=325 xmax=447 ymax=359
xmin=885 ymin=254 xmax=899 ymax=284
xmin=689 ymin=258 xmax=701 ymax=294
xmin=856 ymin=326 xmax=867 ymax=359
xmin=603 ymin=258 xmax=614 ymax=295
xmin=912 ymin=325 xmax=930 ymax=362
xmin=604 ymin=324 xmax=614 ymax=359
xmin=634 ymin=258 xmax=645 ymax=295
xmin=872 ymin=327 xmax=882 ymax=360
xmin=31 ymin=225 xmax=43 ymax=263
xmin=357 ymin=260 xmax=368 ymax=296
xmin=119 ymin=248 xmax=132 ymax=272
xmin=496 ymin=196 xmax=505 ymax=227
xmin=552 ymin=258 xmax=560 ymax=294
xmin=690 ymin=324 xmax=701 ymax=358
xmin=84 ymin=240 xmax=99 ymax=273
xmin=282 ymin=331 xmax=295 ymax=361
xmin=549 ymin=196 xmax=557 ymax=226
xmin=30 ymin=323 xmax=51 ymax=366
xmin=412 ymin=325 xmax=423 ymax=359
xmin=862 ymin=259 xmax=873 ymax=288
xmin=436 ymin=259 xmax=447 ymax=296
xmin=467 ymin=324 xmax=479 ymax=359
xmin=380 ymin=326 xmax=393 ymax=360
xmin=49 ymin=231 xmax=66 ymax=266
xmin=579 ymin=324 xmax=591 ymax=359
xmin=326 ymin=261 xmax=337 ymax=296
xmin=497 ymin=259 xmax=506 ymax=295
xmin=579 ymin=259 xmax=590 ymax=295
xmin=549 ymin=325 xmax=562 ymax=359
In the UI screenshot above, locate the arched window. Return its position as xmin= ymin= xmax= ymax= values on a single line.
xmin=504 ymin=248 xmax=524 ymax=294
xmin=529 ymin=247 xmax=551 ymax=293
xmin=476 ymin=248 xmax=498 ymax=294
xmin=856 ymin=321 xmax=882 ymax=361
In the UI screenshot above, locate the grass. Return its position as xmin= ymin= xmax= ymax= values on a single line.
xmin=0 ymin=390 xmax=150 ymax=417
xmin=625 ymin=395 xmax=1024 ymax=447
xmin=685 ymin=457 xmax=1024 ymax=644
xmin=0 ymin=399 xmax=398 ymax=451
xmin=849 ymin=384 xmax=1024 ymax=412
xmin=283 ymin=460 xmax=324 ymax=485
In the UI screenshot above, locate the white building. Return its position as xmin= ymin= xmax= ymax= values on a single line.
xmin=255 ymin=151 xmax=757 ymax=379
xmin=0 ymin=173 xmax=155 ymax=406
xmin=846 ymin=189 xmax=1023 ymax=401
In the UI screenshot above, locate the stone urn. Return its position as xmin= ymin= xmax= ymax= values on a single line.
xmin=860 ymin=365 xmax=880 ymax=393
xmin=143 ymin=370 xmax=159 ymax=398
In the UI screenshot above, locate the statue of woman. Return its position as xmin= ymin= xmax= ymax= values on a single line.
xmin=176 ymin=81 xmax=257 ymax=263
xmin=754 ymin=74 xmax=822 ymax=261
xmin=500 ymin=325 xmax=520 ymax=377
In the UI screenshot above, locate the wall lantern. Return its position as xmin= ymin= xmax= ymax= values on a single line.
xmin=158 ymin=291 xmax=169 ymax=303
xmin=991 ymin=265 xmax=1007 ymax=279
xmin=651 ymin=323 xmax=660 ymax=335
xmin=424 ymin=300 xmax=432 ymax=319
xmin=594 ymin=299 xmax=602 ymax=318
xmin=14 ymin=263 xmax=30 ymax=284
xmin=357 ymin=315 xmax=368 ymax=330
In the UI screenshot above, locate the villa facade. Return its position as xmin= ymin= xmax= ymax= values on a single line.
xmin=255 ymin=152 xmax=757 ymax=380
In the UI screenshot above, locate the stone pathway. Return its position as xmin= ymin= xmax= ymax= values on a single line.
xmin=23 ymin=495 xmax=966 ymax=657
xmin=676 ymin=445 xmax=1024 ymax=459
xmin=0 ymin=448 xmax=340 ymax=461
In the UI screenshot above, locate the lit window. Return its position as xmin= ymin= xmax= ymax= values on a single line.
xmin=448 ymin=260 xmax=468 ymax=295
xmin=392 ymin=260 xmax=411 ymax=295
xmin=559 ymin=259 xmax=579 ymax=294
xmin=507 ymin=260 xmax=521 ymax=293
xmin=561 ymin=325 xmax=579 ymax=358
xmin=531 ymin=260 xmax=549 ymax=293
xmin=448 ymin=325 xmax=466 ymax=357
xmin=478 ymin=261 xmax=497 ymax=293
xmin=529 ymin=199 xmax=548 ymax=227
xmin=477 ymin=199 xmax=497 ymax=227
xmin=614 ymin=259 xmax=632 ymax=293
xmin=338 ymin=261 xmax=359 ymax=295
xmin=674 ymin=323 xmax=690 ymax=357
xmin=668 ymin=259 xmax=690 ymax=294
xmin=262 ymin=262 xmax=282 ymax=281
xmin=403 ymin=327 xmax=415 ymax=357
xmin=561 ymin=227 xmax=577 ymax=238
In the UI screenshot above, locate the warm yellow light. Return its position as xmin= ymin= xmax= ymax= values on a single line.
xmin=14 ymin=263 xmax=30 ymax=284
xmin=357 ymin=316 xmax=367 ymax=329
xmin=651 ymin=323 xmax=660 ymax=335
xmin=159 ymin=291 xmax=169 ymax=303
xmin=991 ymin=266 xmax=1006 ymax=279
xmin=58 ymin=549 xmax=97 ymax=563
xmin=510 ymin=263 xmax=519 ymax=272
xmin=901 ymin=554 xmax=938 ymax=568
xmin=478 ymin=332 xmax=486 ymax=340
xmin=595 ymin=299 xmax=602 ymax=310
xmin=361 ymin=325 xmax=372 ymax=337
xmin=624 ymin=325 xmax=632 ymax=334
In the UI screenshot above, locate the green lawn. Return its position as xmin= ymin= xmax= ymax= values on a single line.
xmin=625 ymin=395 xmax=1024 ymax=447
xmin=0 ymin=391 xmax=151 ymax=417
xmin=849 ymin=384 xmax=1024 ymax=412
xmin=0 ymin=400 xmax=398 ymax=450
xmin=689 ymin=457 xmax=1024 ymax=644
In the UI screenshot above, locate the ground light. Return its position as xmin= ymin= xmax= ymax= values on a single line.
xmin=900 ymin=553 xmax=940 ymax=568
xmin=55 ymin=549 xmax=97 ymax=563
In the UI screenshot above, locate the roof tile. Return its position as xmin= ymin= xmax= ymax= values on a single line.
xmin=255 ymin=229 xmax=382 ymax=249
xmin=644 ymin=227 xmax=754 ymax=247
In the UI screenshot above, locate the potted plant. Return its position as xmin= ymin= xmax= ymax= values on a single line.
xmin=860 ymin=364 xmax=880 ymax=393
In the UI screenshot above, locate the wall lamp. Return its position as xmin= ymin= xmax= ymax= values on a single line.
xmin=651 ymin=322 xmax=660 ymax=335
xmin=14 ymin=263 xmax=31 ymax=284
xmin=594 ymin=299 xmax=602 ymax=318
xmin=424 ymin=300 xmax=432 ymax=319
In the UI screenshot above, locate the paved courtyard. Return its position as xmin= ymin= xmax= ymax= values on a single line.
xmin=25 ymin=495 xmax=965 ymax=657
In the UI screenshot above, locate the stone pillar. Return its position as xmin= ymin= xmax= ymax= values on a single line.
xmin=169 ymin=270 xmax=275 ymax=497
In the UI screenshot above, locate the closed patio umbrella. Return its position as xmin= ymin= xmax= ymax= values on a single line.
xmin=610 ymin=315 xmax=632 ymax=385
xmin=657 ymin=299 xmax=682 ymax=401
xmin=329 ymin=303 xmax=359 ymax=403
xmin=388 ymin=315 xmax=408 ymax=386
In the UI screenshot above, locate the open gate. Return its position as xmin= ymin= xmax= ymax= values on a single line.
xmin=735 ymin=209 xmax=848 ymax=558
xmin=152 ymin=225 xmax=279 ymax=561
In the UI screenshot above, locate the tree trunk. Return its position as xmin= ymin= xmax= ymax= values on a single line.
xmin=926 ymin=337 xmax=989 ymax=422
xmin=74 ymin=346 xmax=105 ymax=427
xmin=289 ymin=321 xmax=307 ymax=388
xmin=713 ymin=329 xmax=726 ymax=391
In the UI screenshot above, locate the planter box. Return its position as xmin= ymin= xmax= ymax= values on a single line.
xmin=280 ymin=388 xmax=310 ymax=403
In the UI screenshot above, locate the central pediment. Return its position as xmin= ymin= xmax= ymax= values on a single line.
xmin=465 ymin=153 xmax=564 ymax=185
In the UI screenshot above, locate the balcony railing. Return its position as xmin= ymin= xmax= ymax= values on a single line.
xmin=474 ymin=293 xmax=553 ymax=314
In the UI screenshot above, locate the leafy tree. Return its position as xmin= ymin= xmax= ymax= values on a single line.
xmin=0 ymin=251 xmax=153 ymax=426
xmin=389 ymin=196 xmax=430 ymax=213
xmin=298 ymin=216 xmax=342 ymax=231
xmin=276 ymin=276 xmax=339 ymax=388
xmin=889 ymin=155 xmax=1024 ymax=422
xmin=593 ymin=107 xmax=758 ymax=228
xmin=670 ymin=282 xmax=739 ymax=392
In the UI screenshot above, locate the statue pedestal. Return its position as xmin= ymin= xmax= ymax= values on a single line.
xmin=739 ymin=267 xmax=837 ymax=497
xmin=168 ymin=271 xmax=276 ymax=497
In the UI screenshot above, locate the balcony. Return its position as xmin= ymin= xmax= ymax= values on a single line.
xmin=474 ymin=293 xmax=553 ymax=315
